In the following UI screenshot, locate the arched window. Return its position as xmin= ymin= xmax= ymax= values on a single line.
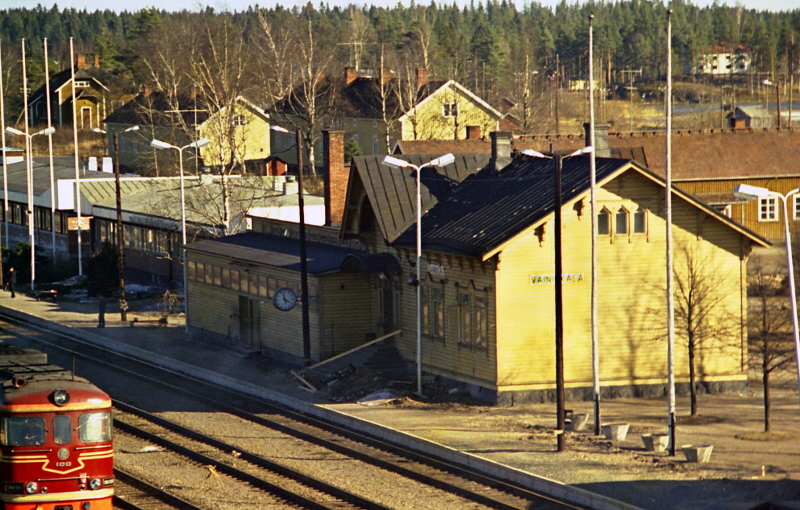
xmin=634 ymin=208 xmax=646 ymax=233
xmin=598 ymin=209 xmax=610 ymax=235
xmin=616 ymin=208 xmax=629 ymax=235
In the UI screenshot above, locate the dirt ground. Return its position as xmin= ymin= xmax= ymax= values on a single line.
xmin=319 ymin=367 xmax=800 ymax=510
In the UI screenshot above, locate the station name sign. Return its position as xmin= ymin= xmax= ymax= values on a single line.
xmin=530 ymin=273 xmax=585 ymax=285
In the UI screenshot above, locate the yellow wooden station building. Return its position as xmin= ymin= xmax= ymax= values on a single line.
xmin=185 ymin=131 xmax=768 ymax=404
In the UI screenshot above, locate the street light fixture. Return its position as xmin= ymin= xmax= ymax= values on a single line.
xmin=150 ymin=136 xmax=210 ymax=333
xmin=381 ymin=152 xmax=455 ymax=395
xmin=93 ymin=126 xmax=139 ymax=321
xmin=5 ymin=125 xmax=55 ymax=291
xmin=522 ymin=146 xmax=593 ymax=452
xmin=734 ymin=183 xmax=800 ymax=411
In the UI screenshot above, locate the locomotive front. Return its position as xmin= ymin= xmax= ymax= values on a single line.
xmin=0 ymin=368 xmax=113 ymax=510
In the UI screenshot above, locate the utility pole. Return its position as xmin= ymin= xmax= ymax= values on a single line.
xmin=621 ymin=68 xmax=642 ymax=132
xmin=296 ymin=129 xmax=311 ymax=366
xmin=114 ymin=132 xmax=127 ymax=322
xmin=554 ymin=54 xmax=560 ymax=135
xmin=554 ymin=153 xmax=566 ymax=452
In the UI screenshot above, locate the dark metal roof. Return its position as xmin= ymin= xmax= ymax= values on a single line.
xmin=340 ymin=252 xmax=402 ymax=274
xmin=393 ymin=156 xmax=635 ymax=257
xmin=185 ymin=231 xmax=371 ymax=276
xmin=103 ymin=90 xmax=211 ymax=127
xmin=351 ymin=154 xmax=491 ymax=243
xmin=28 ymin=68 xmax=108 ymax=104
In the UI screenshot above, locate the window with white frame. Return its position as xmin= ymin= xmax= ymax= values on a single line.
xmin=233 ymin=114 xmax=247 ymax=126
xmin=793 ymin=195 xmax=800 ymax=220
xmin=442 ymin=102 xmax=458 ymax=117
xmin=758 ymin=196 xmax=778 ymax=221
xmin=74 ymin=80 xmax=90 ymax=88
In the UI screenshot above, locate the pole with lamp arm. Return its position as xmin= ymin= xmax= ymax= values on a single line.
xmin=734 ymin=183 xmax=800 ymax=411
xmin=522 ymin=146 xmax=594 ymax=452
xmin=382 ymin=153 xmax=456 ymax=396
xmin=6 ymin=126 xmax=55 ymax=292
xmin=150 ymin=137 xmax=210 ymax=334
xmin=93 ymin=126 xmax=139 ymax=321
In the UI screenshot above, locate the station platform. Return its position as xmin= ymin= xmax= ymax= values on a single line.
xmin=1 ymin=288 xmax=799 ymax=510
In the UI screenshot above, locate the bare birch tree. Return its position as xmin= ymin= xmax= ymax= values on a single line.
xmin=748 ymin=253 xmax=795 ymax=432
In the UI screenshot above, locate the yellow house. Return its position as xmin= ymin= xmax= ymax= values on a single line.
xmin=28 ymin=57 xmax=108 ymax=130
xmin=102 ymin=89 xmax=272 ymax=173
xmin=398 ymin=79 xmax=502 ymax=142
xmin=340 ymin=135 xmax=767 ymax=404
xmin=270 ymin=67 xmax=506 ymax=162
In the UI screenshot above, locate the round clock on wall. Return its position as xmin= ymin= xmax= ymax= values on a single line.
xmin=273 ymin=287 xmax=297 ymax=311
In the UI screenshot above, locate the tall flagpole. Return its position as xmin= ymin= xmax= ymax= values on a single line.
xmin=44 ymin=38 xmax=56 ymax=261
xmin=665 ymin=8 xmax=677 ymax=457
xmin=70 ymin=38 xmax=82 ymax=276
xmin=0 ymin=40 xmax=8 ymax=251
xmin=22 ymin=39 xmax=35 ymax=291
xmin=588 ymin=14 xmax=601 ymax=436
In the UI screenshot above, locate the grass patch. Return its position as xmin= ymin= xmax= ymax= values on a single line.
xmin=735 ymin=431 xmax=795 ymax=441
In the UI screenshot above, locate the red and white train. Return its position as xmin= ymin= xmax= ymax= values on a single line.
xmin=0 ymin=344 xmax=113 ymax=510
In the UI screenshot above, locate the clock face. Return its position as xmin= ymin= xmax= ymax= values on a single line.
xmin=273 ymin=287 xmax=297 ymax=311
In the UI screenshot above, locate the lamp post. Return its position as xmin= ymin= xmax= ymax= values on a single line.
xmin=93 ymin=126 xmax=138 ymax=321
xmin=6 ymin=126 xmax=55 ymax=291
xmin=522 ymin=146 xmax=594 ymax=452
xmin=734 ymin=183 xmax=800 ymax=411
xmin=150 ymin=136 xmax=210 ymax=334
xmin=381 ymin=153 xmax=455 ymax=395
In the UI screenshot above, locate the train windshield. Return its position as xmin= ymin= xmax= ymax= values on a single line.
xmin=54 ymin=415 xmax=72 ymax=445
xmin=5 ymin=416 xmax=46 ymax=446
xmin=78 ymin=412 xmax=112 ymax=443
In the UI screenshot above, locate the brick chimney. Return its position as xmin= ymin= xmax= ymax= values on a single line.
xmin=490 ymin=131 xmax=512 ymax=171
xmin=77 ymin=54 xmax=87 ymax=70
xmin=94 ymin=54 xmax=101 ymax=69
xmin=323 ymin=130 xmax=347 ymax=226
xmin=584 ymin=122 xmax=611 ymax=157
xmin=466 ymin=125 xmax=481 ymax=139
xmin=344 ymin=67 xmax=357 ymax=85
xmin=416 ymin=67 xmax=429 ymax=90
xmin=143 ymin=85 xmax=153 ymax=98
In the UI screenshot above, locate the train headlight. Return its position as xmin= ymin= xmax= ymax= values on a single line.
xmin=89 ymin=478 xmax=101 ymax=490
xmin=51 ymin=390 xmax=70 ymax=406
xmin=24 ymin=482 xmax=37 ymax=494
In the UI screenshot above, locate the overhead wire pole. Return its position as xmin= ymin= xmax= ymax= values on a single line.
xmin=554 ymin=153 xmax=566 ymax=452
xmin=1 ymin=39 xmax=9 ymax=253
xmin=588 ymin=14 xmax=601 ymax=437
xmin=296 ymin=128 xmax=311 ymax=366
xmin=665 ymin=8 xmax=677 ymax=457
xmin=44 ymin=38 xmax=56 ymax=262
xmin=70 ymin=38 xmax=83 ymax=276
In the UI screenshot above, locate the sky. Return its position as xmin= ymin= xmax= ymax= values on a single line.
xmin=0 ymin=0 xmax=798 ymax=13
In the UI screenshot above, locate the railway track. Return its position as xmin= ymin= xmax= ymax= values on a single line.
xmin=114 ymin=401 xmax=391 ymax=509
xmin=0 ymin=311 xmax=593 ymax=510
xmin=114 ymin=469 xmax=205 ymax=510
